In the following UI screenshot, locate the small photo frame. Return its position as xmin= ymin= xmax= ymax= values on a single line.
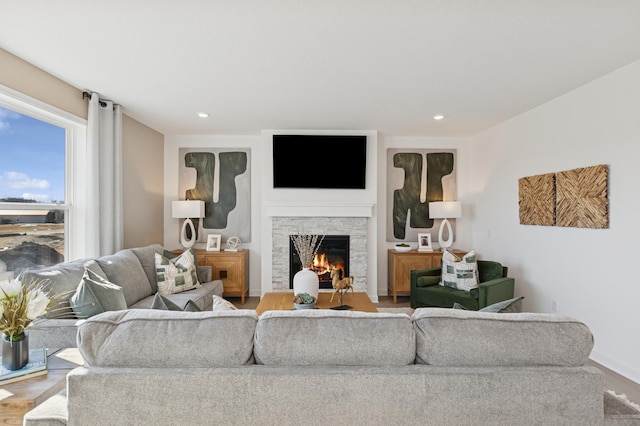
xmin=206 ymin=234 xmax=222 ymax=251
xmin=418 ymin=233 xmax=433 ymax=252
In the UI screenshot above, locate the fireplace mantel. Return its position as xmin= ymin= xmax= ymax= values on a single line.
xmin=265 ymin=202 xmax=374 ymax=218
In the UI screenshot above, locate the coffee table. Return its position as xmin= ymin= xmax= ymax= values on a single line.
xmin=0 ymin=347 xmax=83 ymax=424
xmin=256 ymin=291 xmax=378 ymax=315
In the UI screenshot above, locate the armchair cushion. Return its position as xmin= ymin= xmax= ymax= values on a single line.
xmin=416 ymin=275 xmax=441 ymax=287
xmin=478 ymin=260 xmax=505 ymax=282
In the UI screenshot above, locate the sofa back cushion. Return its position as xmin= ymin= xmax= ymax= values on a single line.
xmin=129 ymin=244 xmax=165 ymax=293
xmin=77 ymin=309 xmax=258 ymax=367
xmin=96 ymin=249 xmax=153 ymax=306
xmin=19 ymin=259 xmax=107 ymax=318
xmin=254 ymin=310 xmax=415 ymax=366
xmin=413 ymin=308 xmax=594 ymax=367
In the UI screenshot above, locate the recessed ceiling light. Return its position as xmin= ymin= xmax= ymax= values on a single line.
xmin=433 ymin=114 xmax=445 ymax=120
xmin=197 ymin=112 xmax=209 ymax=118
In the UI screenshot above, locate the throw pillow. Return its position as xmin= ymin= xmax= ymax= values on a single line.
xmin=70 ymin=268 xmax=127 ymax=318
xmin=150 ymin=292 xmax=202 ymax=312
xmin=440 ymin=250 xmax=479 ymax=291
xmin=155 ymin=250 xmax=201 ymax=295
xmin=212 ymin=295 xmax=237 ymax=311
xmin=479 ymin=296 xmax=524 ymax=313
xmin=452 ymin=302 xmax=469 ymax=310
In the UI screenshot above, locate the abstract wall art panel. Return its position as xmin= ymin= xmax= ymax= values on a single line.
xmin=518 ymin=173 xmax=556 ymax=226
xmin=387 ymin=149 xmax=456 ymax=242
xmin=179 ymin=148 xmax=251 ymax=242
xmin=556 ymin=164 xmax=608 ymax=229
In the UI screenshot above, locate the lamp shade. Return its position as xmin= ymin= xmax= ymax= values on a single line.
xmin=428 ymin=201 xmax=461 ymax=219
xmin=172 ymin=200 xmax=204 ymax=219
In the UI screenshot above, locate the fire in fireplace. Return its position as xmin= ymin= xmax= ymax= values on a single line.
xmin=289 ymin=235 xmax=350 ymax=289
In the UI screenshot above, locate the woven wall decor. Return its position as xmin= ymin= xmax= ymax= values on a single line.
xmin=518 ymin=173 xmax=556 ymax=226
xmin=556 ymin=164 xmax=609 ymax=229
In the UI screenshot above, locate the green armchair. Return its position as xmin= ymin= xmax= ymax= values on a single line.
xmin=410 ymin=260 xmax=515 ymax=310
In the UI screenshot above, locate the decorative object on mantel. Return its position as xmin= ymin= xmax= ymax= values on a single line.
xmin=518 ymin=164 xmax=608 ymax=229
xmin=0 ymin=278 xmax=66 ymax=370
xmin=428 ymin=201 xmax=462 ymax=250
xmin=329 ymin=268 xmax=354 ymax=310
xmin=290 ymin=233 xmax=325 ymax=301
xmin=417 ymin=233 xmax=433 ymax=252
xmin=225 ymin=236 xmax=241 ymax=251
xmin=172 ymin=200 xmax=205 ymax=249
xmin=293 ymin=292 xmax=316 ymax=310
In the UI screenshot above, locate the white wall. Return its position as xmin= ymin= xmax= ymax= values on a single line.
xmin=469 ymin=59 xmax=640 ymax=384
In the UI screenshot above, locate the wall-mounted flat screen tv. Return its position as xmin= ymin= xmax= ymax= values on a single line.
xmin=273 ymin=134 xmax=367 ymax=189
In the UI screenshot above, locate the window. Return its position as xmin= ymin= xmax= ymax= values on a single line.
xmin=0 ymin=85 xmax=87 ymax=283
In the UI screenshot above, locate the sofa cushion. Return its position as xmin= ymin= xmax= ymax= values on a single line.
xmin=129 ymin=244 xmax=165 ymax=293
xmin=254 ymin=310 xmax=415 ymax=366
xmin=440 ymin=250 xmax=479 ymax=291
xmin=413 ymin=308 xmax=594 ymax=367
xmin=77 ymin=309 xmax=258 ymax=367
xmin=478 ymin=260 xmax=504 ymax=282
xmin=69 ymin=268 xmax=127 ymax=318
xmin=155 ymin=251 xmax=200 ymax=295
xmin=19 ymin=259 xmax=107 ymax=318
xmin=96 ymin=249 xmax=153 ymax=306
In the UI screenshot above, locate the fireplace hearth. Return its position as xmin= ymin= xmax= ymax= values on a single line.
xmin=289 ymin=235 xmax=350 ymax=289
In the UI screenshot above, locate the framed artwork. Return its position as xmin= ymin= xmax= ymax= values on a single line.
xmin=387 ymin=148 xmax=457 ymax=242
xmin=206 ymin=234 xmax=222 ymax=251
xmin=418 ymin=233 xmax=433 ymax=252
xmin=179 ymin=148 xmax=251 ymax=243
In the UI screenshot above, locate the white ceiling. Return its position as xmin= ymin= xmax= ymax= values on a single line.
xmin=2 ymin=1 xmax=640 ymax=136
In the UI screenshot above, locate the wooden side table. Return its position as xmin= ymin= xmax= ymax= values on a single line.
xmin=0 ymin=348 xmax=83 ymax=424
xmin=196 ymin=249 xmax=249 ymax=304
xmin=387 ymin=249 xmax=465 ymax=303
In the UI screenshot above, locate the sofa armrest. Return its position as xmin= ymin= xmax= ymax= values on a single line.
xmin=23 ymin=392 xmax=68 ymax=426
xmin=410 ymin=268 xmax=442 ymax=291
xmin=472 ymin=277 xmax=515 ymax=308
xmin=197 ymin=265 xmax=212 ymax=283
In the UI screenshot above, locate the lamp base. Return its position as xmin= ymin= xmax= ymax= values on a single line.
xmin=438 ymin=218 xmax=454 ymax=250
xmin=180 ymin=218 xmax=197 ymax=249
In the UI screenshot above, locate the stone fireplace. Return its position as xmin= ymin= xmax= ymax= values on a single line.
xmin=271 ymin=216 xmax=368 ymax=293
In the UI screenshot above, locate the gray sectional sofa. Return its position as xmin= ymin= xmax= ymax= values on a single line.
xmin=21 ymin=244 xmax=223 ymax=349
xmin=24 ymin=307 xmax=605 ymax=425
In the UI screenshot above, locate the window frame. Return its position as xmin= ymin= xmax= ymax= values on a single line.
xmin=0 ymin=84 xmax=88 ymax=262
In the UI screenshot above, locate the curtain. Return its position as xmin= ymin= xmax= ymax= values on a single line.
xmin=86 ymin=92 xmax=123 ymax=257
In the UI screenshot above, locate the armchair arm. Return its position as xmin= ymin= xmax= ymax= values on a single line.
xmin=410 ymin=267 xmax=442 ymax=292
xmin=472 ymin=277 xmax=515 ymax=309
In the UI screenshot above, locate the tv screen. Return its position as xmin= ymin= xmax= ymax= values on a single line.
xmin=273 ymin=135 xmax=367 ymax=189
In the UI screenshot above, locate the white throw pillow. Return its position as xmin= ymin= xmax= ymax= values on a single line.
xmin=155 ymin=250 xmax=201 ymax=295
xmin=440 ymin=250 xmax=479 ymax=291
xmin=212 ymin=295 xmax=238 ymax=311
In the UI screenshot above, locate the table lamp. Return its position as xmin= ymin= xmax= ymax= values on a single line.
xmin=428 ymin=201 xmax=461 ymax=250
xmin=172 ymin=200 xmax=205 ymax=248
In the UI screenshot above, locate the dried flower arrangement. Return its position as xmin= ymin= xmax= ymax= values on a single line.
xmin=290 ymin=232 xmax=325 ymax=269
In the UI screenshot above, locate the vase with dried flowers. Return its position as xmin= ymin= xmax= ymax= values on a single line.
xmin=0 ymin=278 xmax=65 ymax=370
xmin=290 ymin=232 xmax=325 ymax=301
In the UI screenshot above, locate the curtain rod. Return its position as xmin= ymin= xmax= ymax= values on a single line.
xmin=82 ymin=91 xmax=108 ymax=107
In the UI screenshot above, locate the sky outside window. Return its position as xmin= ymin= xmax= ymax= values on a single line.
xmin=0 ymin=106 xmax=65 ymax=203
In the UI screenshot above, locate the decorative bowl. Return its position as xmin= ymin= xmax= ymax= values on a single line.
xmin=294 ymin=302 xmax=316 ymax=310
xmin=394 ymin=245 xmax=412 ymax=252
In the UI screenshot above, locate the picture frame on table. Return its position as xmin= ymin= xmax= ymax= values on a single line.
xmin=206 ymin=234 xmax=222 ymax=251
xmin=418 ymin=233 xmax=433 ymax=252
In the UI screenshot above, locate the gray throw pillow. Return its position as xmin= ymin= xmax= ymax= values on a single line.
xmin=150 ymin=292 xmax=201 ymax=312
xmin=479 ymin=296 xmax=524 ymax=313
xmin=70 ymin=268 xmax=127 ymax=318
